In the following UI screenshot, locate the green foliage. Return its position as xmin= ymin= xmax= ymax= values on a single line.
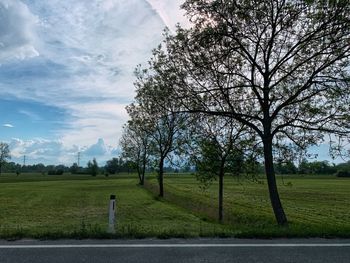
xmin=298 ymin=160 xmax=337 ymax=175
xmin=334 ymin=161 xmax=350 ymax=174
xmin=2 ymin=162 xmax=22 ymax=173
xmin=70 ymin=163 xmax=79 ymax=174
xmin=195 ymin=139 xmax=222 ymax=180
xmin=105 ymin=158 xmax=124 ymax=174
xmin=335 ymin=170 xmax=350 ymax=178
xmin=0 ymin=142 xmax=11 ymax=174
xmin=275 ymin=161 xmax=298 ymax=175
xmin=47 ymin=170 xmax=64 ymax=175
xmin=3 ymin=163 xmax=69 ymax=174
xmin=195 ymin=138 xmax=244 ymax=189
xmin=87 ymin=158 xmax=99 ymax=177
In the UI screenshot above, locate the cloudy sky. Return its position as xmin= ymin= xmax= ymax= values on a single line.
xmin=0 ymin=0 xmax=188 ymax=165
xmin=0 ymin=0 xmax=344 ymax=166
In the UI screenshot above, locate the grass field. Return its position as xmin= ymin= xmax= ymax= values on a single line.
xmin=0 ymin=172 xmax=349 ymax=239
xmin=0 ymin=173 xmax=231 ymax=239
xmin=144 ymin=173 xmax=350 ymax=238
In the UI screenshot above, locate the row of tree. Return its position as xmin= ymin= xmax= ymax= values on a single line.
xmin=120 ymin=0 xmax=350 ymax=226
xmin=275 ymin=160 xmax=350 ymax=175
xmin=0 ymin=157 xmax=135 ymax=176
xmin=3 ymin=155 xmax=348 ymax=176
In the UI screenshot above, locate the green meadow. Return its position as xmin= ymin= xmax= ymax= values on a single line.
xmin=0 ymin=173 xmax=349 ymax=239
xmin=0 ymin=173 xmax=229 ymax=239
xmin=145 ymin=174 xmax=350 ymax=237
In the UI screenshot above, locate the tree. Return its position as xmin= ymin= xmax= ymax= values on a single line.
xmin=335 ymin=161 xmax=350 ymax=174
xmin=87 ymin=158 xmax=99 ymax=177
xmin=0 ymin=142 xmax=11 ymax=175
xmin=105 ymin=157 xmax=123 ymax=175
xmin=70 ymin=163 xmax=79 ymax=174
xmin=129 ymin=65 xmax=187 ymax=197
xmin=275 ymin=161 xmax=298 ymax=175
xmin=297 ymin=159 xmax=336 ymax=174
xmin=150 ymin=1 xmax=350 ymax=225
xmin=120 ymin=121 xmax=151 ymax=185
xmin=190 ymin=115 xmax=249 ymax=222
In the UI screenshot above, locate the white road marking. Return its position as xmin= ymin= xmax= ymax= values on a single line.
xmin=0 ymin=243 xmax=350 ymax=249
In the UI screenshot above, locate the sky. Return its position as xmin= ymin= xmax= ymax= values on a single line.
xmin=0 ymin=0 xmax=346 ymax=166
xmin=0 ymin=0 xmax=188 ymax=166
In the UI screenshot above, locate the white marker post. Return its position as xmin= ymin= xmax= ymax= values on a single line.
xmin=108 ymin=195 xmax=116 ymax=234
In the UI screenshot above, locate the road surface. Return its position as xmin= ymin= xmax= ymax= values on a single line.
xmin=0 ymin=238 xmax=349 ymax=263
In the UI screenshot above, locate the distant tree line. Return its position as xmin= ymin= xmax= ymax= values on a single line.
xmin=275 ymin=160 xmax=350 ymax=176
xmin=1 ymin=158 xmax=349 ymax=177
xmin=1 ymin=157 xmax=138 ymax=176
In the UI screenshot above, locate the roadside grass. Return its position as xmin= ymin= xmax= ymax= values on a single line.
xmin=0 ymin=173 xmax=233 ymax=239
xmin=144 ymin=173 xmax=350 ymax=238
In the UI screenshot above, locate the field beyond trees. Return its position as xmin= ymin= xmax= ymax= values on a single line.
xmin=0 ymin=173 xmax=349 ymax=239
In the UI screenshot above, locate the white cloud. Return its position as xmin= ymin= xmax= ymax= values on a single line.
xmin=56 ymin=102 xmax=128 ymax=147
xmin=83 ymin=138 xmax=108 ymax=156
xmin=9 ymin=138 xmax=67 ymax=163
xmin=0 ymin=0 xmax=39 ymax=63
xmin=8 ymin=137 xmax=118 ymax=165
xmin=0 ymin=0 xmax=189 ymax=156
xmin=145 ymin=0 xmax=189 ymax=30
xmin=3 ymin=123 xmax=14 ymax=128
xmin=18 ymin=109 xmax=42 ymax=121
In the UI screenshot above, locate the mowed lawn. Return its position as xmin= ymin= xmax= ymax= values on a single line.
xmin=0 ymin=173 xmax=349 ymax=238
xmin=145 ymin=174 xmax=350 ymax=237
xmin=0 ymin=173 xmax=230 ymax=239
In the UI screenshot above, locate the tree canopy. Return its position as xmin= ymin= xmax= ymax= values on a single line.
xmin=0 ymin=142 xmax=11 ymax=175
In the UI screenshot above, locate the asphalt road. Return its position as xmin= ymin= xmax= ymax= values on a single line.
xmin=0 ymin=238 xmax=349 ymax=263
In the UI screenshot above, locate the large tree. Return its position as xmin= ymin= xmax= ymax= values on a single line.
xmin=153 ymin=0 xmax=350 ymax=225
xmin=0 ymin=142 xmax=11 ymax=175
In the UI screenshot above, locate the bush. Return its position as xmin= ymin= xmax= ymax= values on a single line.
xmin=335 ymin=171 xmax=350 ymax=178
xmin=47 ymin=170 xmax=64 ymax=175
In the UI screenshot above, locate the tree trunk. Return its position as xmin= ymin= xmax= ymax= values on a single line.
xmin=158 ymin=158 xmax=164 ymax=197
xmin=263 ymin=137 xmax=288 ymax=226
xmin=140 ymin=146 xmax=147 ymax=186
xmin=140 ymin=162 xmax=146 ymax=186
xmin=140 ymin=173 xmax=145 ymax=186
xmin=137 ymin=166 xmax=143 ymax=185
xmin=218 ymin=161 xmax=225 ymax=223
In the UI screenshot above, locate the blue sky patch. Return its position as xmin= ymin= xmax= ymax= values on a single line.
xmin=0 ymin=97 xmax=68 ymax=140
